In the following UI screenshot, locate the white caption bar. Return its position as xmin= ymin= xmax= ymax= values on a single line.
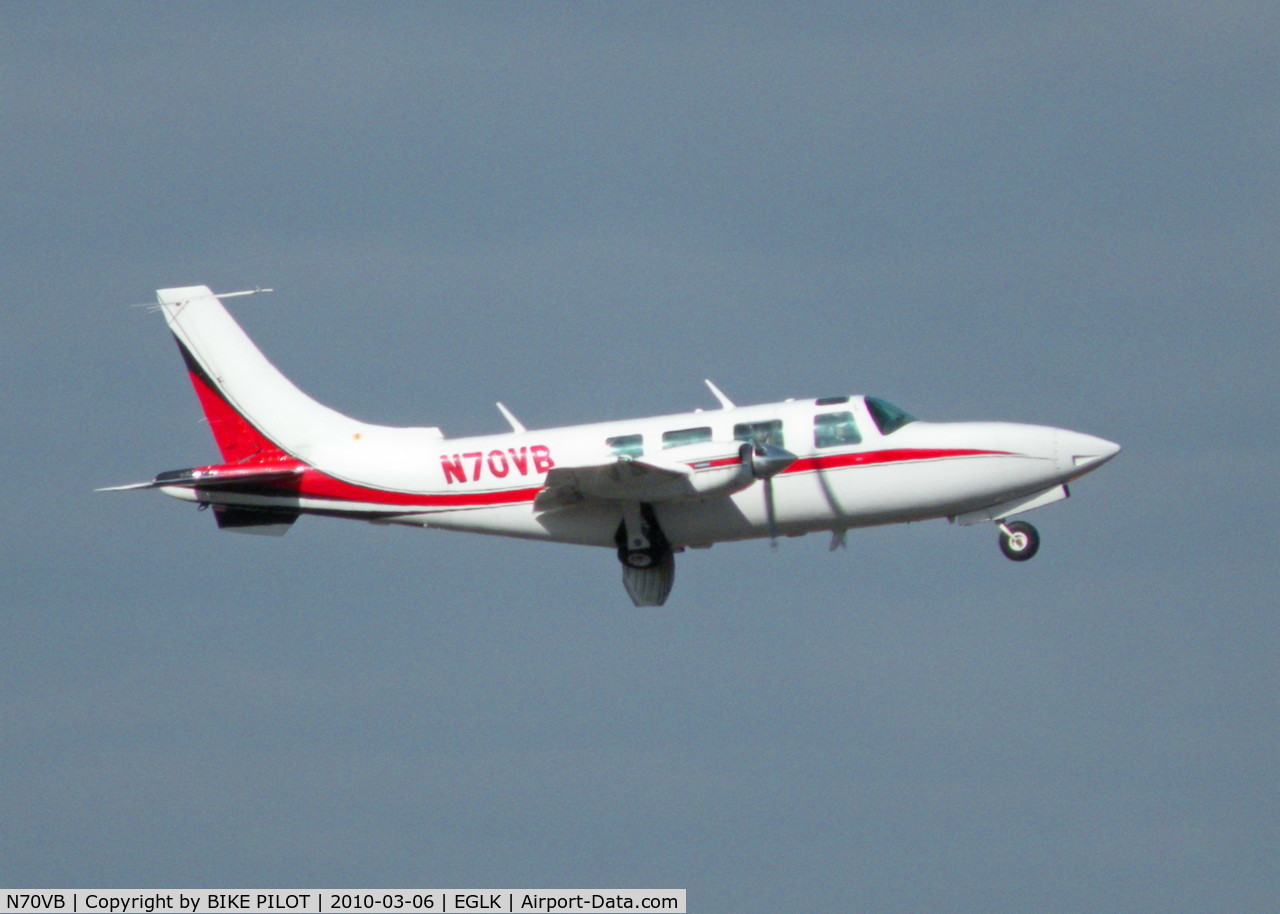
xmin=0 ymin=891 xmax=685 ymax=914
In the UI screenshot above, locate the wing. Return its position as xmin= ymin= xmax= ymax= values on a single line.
xmin=534 ymin=455 xmax=696 ymax=511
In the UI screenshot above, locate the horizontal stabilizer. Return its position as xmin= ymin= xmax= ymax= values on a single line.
xmin=97 ymin=465 xmax=304 ymax=492
xmin=97 ymin=480 xmax=166 ymax=492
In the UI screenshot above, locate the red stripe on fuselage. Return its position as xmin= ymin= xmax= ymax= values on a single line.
xmin=187 ymin=461 xmax=540 ymax=510
xmin=295 ymin=469 xmax=542 ymax=509
xmin=785 ymin=447 xmax=1014 ymax=474
xmin=190 ymin=447 xmax=1016 ymax=513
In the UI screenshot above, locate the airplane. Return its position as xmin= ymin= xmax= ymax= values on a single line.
xmin=102 ymin=285 xmax=1121 ymax=606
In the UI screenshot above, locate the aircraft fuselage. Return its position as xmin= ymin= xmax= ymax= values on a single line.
xmin=106 ymin=285 xmax=1120 ymax=606
xmin=160 ymin=395 xmax=1118 ymax=548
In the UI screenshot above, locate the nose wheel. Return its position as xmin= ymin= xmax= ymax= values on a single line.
xmin=998 ymin=520 xmax=1040 ymax=561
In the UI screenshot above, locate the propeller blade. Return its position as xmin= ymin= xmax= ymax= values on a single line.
xmin=741 ymin=440 xmax=793 ymax=549
xmin=764 ymin=476 xmax=778 ymax=548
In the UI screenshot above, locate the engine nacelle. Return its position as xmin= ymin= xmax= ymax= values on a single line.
xmin=649 ymin=440 xmax=757 ymax=500
xmin=647 ymin=440 xmax=797 ymax=501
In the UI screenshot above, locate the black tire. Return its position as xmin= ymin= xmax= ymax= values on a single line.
xmin=998 ymin=520 xmax=1040 ymax=561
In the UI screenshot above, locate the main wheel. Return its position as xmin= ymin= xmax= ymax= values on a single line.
xmin=623 ymin=549 xmax=657 ymax=569
xmin=998 ymin=520 xmax=1040 ymax=561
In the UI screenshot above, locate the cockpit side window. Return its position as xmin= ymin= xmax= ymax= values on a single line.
xmin=865 ymin=397 xmax=917 ymax=435
xmin=814 ymin=411 xmax=861 ymax=448
xmin=606 ymin=434 xmax=644 ymax=458
xmin=733 ymin=420 xmax=785 ymax=449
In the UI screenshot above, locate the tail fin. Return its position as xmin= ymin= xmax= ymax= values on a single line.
xmin=156 ymin=286 xmax=442 ymax=465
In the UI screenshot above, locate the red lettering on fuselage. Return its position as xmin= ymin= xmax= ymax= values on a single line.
xmin=441 ymin=445 xmax=555 ymax=484
xmin=440 ymin=453 xmax=466 ymax=484
xmin=531 ymin=444 xmax=553 ymax=473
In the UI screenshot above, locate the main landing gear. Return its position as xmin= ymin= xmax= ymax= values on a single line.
xmin=616 ymin=502 xmax=676 ymax=607
xmin=998 ymin=520 xmax=1040 ymax=561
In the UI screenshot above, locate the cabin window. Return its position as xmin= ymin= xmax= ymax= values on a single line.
xmin=733 ymin=420 xmax=785 ymax=449
xmin=865 ymin=397 xmax=917 ymax=435
xmin=606 ymin=434 xmax=644 ymax=458
xmin=663 ymin=426 xmax=712 ymax=449
xmin=814 ymin=411 xmax=861 ymax=448
xmin=815 ymin=396 xmax=849 ymax=406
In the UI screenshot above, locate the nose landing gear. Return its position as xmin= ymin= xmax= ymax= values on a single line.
xmin=998 ymin=520 xmax=1040 ymax=561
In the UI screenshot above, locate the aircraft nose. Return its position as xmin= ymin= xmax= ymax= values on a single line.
xmin=1059 ymin=431 xmax=1121 ymax=473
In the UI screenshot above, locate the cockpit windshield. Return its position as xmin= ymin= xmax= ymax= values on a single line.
xmin=865 ymin=397 xmax=917 ymax=435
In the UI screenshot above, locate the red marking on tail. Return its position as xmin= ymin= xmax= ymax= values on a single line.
xmin=176 ymin=339 xmax=292 ymax=465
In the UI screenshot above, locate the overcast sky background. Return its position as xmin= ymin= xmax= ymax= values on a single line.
xmin=1 ymin=4 xmax=1276 ymax=910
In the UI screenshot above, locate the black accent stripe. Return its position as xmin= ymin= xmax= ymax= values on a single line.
xmin=174 ymin=335 xmax=218 ymax=391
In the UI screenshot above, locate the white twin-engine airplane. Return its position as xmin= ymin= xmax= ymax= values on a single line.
xmin=104 ymin=286 xmax=1120 ymax=606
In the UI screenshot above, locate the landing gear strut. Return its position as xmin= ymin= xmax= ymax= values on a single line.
xmin=616 ymin=503 xmax=676 ymax=606
xmin=998 ymin=520 xmax=1040 ymax=561
xmin=616 ymin=502 xmax=670 ymax=568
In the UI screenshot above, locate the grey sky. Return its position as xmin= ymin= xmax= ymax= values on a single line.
xmin=2 ymin=3 xmax=1276 ymax=910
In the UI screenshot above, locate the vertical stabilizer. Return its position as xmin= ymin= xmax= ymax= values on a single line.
xmin=158 ymin=285 xmax=363 ymax=463
xmin=156 ymin=286 xmax=442 ymax=466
